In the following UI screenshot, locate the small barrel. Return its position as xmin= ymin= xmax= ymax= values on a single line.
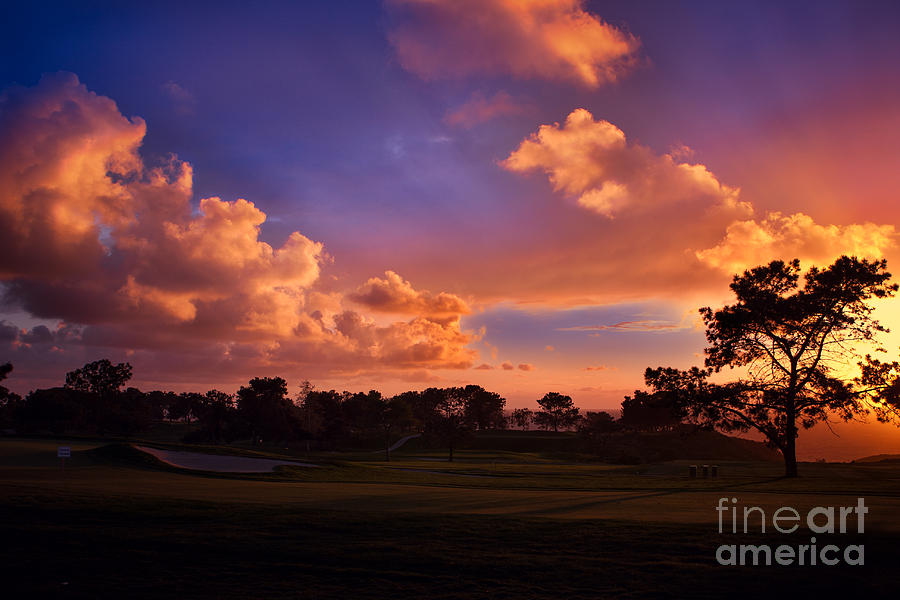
xmin=701 ymin=464 xmax=709 ymax=478
xmin=689 ymin=465 xmax=697 ymax=478
xmin=711 ymin=465 xmax=719 ymax=478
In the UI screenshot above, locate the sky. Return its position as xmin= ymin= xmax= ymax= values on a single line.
xmin=3 ymin=0 xmax=900 ymax=457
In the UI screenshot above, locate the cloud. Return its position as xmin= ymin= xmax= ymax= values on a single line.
xmin=0 ymin=74 xmax=324 ymax=339
xmin=696 ymin=212 xmax=897 ymax=273
xmin=474 ymin=363 xmax=493 ymax=370
xmin=0 ymin=321 xmax=18 ymax=343
xmin=517 ymin=363 xmax=535 ymax=371
xmin=502 ymin=108 xmax=746 ymax=218
xmin=444 ymin=91 xmax=528 ymax=128
xmin=0 ymin=74 xmax=479 ymax=381
xmin=583 ymin=365 xmax=612 ymax=371
xmin=501 ymin=361 xmax=515 ymax=370
xmin=348 ymin=270 xmax=469 ymax=320
xmin=161 ymin=81 xmax=195 ymax=116
xmin=386 ymin=0 xmax=640 ymax=87
xmin=561 ymin=320 xmax=689 ymax=333
xmin=470 ymin=108 xmax=900 ymax=307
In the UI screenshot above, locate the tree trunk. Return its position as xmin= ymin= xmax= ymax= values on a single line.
xmin=783 ymin=407 xmax=798 ymax=477
xmin=448 ymin=442 xmax=453 ymax=462
xmin=783 ymin=447 xmax=798 ymax=478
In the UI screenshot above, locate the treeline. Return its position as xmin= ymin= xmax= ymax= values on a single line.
xmin=0 ymin=360 xmax=507 ymax=460
xmin=512 ymin=388 xmax=684 ymax=434
xmin=0 ymin=359 xmax=687 ymax=458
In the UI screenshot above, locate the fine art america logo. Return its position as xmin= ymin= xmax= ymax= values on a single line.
xmin=715 ymin=497 xmax=867 ymax=566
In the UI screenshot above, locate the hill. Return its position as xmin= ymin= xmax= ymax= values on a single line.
xmin=853 ymin=453 xmax=900 ymax=464
xmin=448 ymin=428 xmax=781 ymax=464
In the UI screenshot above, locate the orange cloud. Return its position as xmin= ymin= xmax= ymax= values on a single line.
xmin=0 ymin=73 xmax=146 ymax=280
xmin=348 ymin=270 xmax=469 ymax=319
xmin=278 ymin=311 xmax=477 ymax=372
xmin=696 ymin=212 xmax=897 ymax=273
xmin=0 ymin=74 xmax=478 ymax=376
xmin=479 ymin=108 xmax=900 ymax=306
xmin=501 ymin=361 xmax=515 ymax=370
xmin=517 ymin=363 xmax=535 ymax=371
xmin=502 ymin=108 xmax=746 ymax=218
xmin=444 ymin=91 xmax=528 ymax=128
xmin=386 ymin=0 xmax=640 ymax=87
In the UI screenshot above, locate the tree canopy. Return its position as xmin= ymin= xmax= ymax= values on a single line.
xmin=534 ymin=392 xmax=580 ymax=432
xmin=64 ymin=359 xmax=133 ymax=397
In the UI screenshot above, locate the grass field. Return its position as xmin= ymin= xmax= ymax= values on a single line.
xmin=3 ymin=437 xmax=900 ymax=598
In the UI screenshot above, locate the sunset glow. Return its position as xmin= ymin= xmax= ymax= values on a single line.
xmin=3 ymin=0 xmax=900 ymax=458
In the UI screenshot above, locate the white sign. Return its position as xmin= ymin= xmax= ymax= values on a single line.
xmin=57 ymin=446 xmax=71 ymax=458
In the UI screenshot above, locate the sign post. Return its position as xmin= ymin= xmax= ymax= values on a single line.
xmin=57 ymin=446 xmax=71 ymax=470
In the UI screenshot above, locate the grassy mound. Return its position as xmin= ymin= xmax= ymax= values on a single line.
xmin=87 ymin=443 xmax=169 ymax=469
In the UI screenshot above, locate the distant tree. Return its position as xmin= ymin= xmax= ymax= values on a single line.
xmin=391 ymin=390 xmax=423 ymax=432
xmin=461 ymin=385 xmax=507 ymax=430
xmin=194 ymin=390 xmax=236 ymax=443
xmin=0 ymin=363 xmax=22 ymax=429
xmin=580 ymin=411 xmax=618 ymax=434
xmin=509 ymin=407 xmax=533 ymax=430
xmin=18 ymin=387 xmax=93 ymax=434
xmin=343 ymin=390 xmax=384 ymax=440
xmin=64 ymin=359 xmax=132 ymax=398
xmin=168 ymin=392 xmax=203 ymax=424
xmin=105 ymin=387 xmax=154 ymax=436
xmin=0 ymin=363 xmax=13 ymax=399
xmin=415 ymin=388 xmax=444 ymax=432
xmin=302 ymin=389 xmax=345 ymax=449
xmin=144 ymin=390 xmax=177 ymax=421
xmin=430 ymin=387 xmax=473 ymax=461
xmin=381 ymin=394 xmax=415 ymax=461
xmin=534 ymin=392 xmax=580 ymax=432
xmin=578 ymin=410 xmax=619 ymax=454
xmin=619 ymin=390 xmax=683 ymax=432
xmin=647 ymin=256 xmax=900 ymax=477
xmin=60 ymin=360 xmax=146 ymax=435
xmin=237 ymin=377 xmax=302 ymax=444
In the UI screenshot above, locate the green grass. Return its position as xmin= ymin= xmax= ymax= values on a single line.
xmin=3 ymin=437 xmax=900 ymax=598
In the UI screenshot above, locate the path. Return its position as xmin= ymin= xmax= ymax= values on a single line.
xmin=135 ymin=446 xmax=319 ymax=473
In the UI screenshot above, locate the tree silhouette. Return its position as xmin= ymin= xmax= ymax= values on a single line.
xmin=510 ymin=407 xmax=533 ymax=430
xmin=62 ymin=359 xmax=137 ymax=434
xmin=461 ymin=385 xmax=507 ymax=430
xmin=381 ymin=395 xmax=415 ymax=461
xmin=65 ymin=359 xmax=132 ymax=398
xmin=237 ymin=377 xmax=301 ymax=444
xmin=0 ymin=362 xmax=12 ymax=392
xmin=619 ymin=389 xmax=683 ymax=432
xmin=194 ymin=390 xmax=236 ymax=443
xmin=578 ymin=410 xmax=618 ymax=454
xmin=0 ymin=363 xmax=21 ymax=429
xmin=302 ymin=389 xmax=345 ymax=449
xmin=534 ymin=392 xmax=580 ymax=431
xmin=646 ymin=256 xmax=898 ymax=477
xmin=431 ymin=387 xmax=471 ymax=461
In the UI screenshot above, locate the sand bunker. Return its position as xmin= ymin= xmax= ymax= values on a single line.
xmin=135 ymin=446 xmax=318 ymax=473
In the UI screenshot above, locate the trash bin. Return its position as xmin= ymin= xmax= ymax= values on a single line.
xmin=711 ymin=465 xmax=719 ymax=478
xmin=701 ymin=464 xmax=709 ymax=478
xmin=689 ymin=465 xmax=697 ymax=478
